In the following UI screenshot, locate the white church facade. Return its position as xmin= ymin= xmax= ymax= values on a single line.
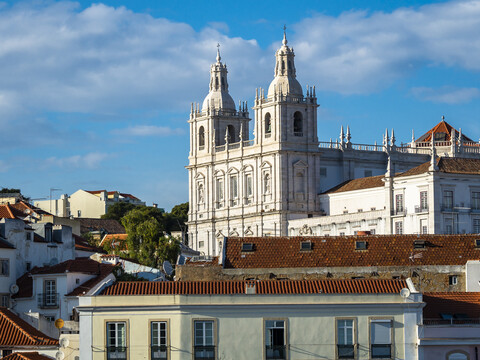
xmin=187 ymin=33 xmax=480 ymax=255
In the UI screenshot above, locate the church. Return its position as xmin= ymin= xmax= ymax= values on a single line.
xmin=186 ymin=32 xmax=480 ymax=256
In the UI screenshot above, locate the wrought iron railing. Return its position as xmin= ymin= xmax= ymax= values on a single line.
xmin=151 ymin=345 xmax=168 ymax=360
xmin=337 ymin=344 xmax=355 ymax=358
xmin=194 ymin=345 xmax=215 ymax=359
xmin=106 ymin=346 xmax=127 ymax=359
xmin=371 ymin=344 xmax=391 ymax=359
xmin=266 ymin=345 xmax=286 ymax=359
xmin=37 ymin=293 xmax=59 ymax=309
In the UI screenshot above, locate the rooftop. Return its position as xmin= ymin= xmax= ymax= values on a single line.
xmin=208 ymin=235 xmax=480 ymax=269
xmin=423 ymin=292 xmax=480 ymax=321
xmin=0 ymin=307 xmax=58 ymax=347
xmin=77 ymin=218 xmax=126 ymax=235
xmin=416 ymin=120 xmax=473 ymax=143
xmin=101 ymin=278 xmax=408 ymax=296
xmin=2 ymin=352 xmax=54 ymax=360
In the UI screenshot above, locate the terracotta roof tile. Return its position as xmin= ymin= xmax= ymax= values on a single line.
xmin=2 ymin=352 xmax=54 ymax=360
xmin=399 ymin=157 xmax=480 ymax=177
xmin=416 ymin=120 xmax=473 ymax=143
xmin=11 ymin=201 xmax=51 ymax=216
xmin=66 ymin=263 xmax=116 ymax=296
xmin=0 ymin=307 xmax=58 ymax=347
xmin=74 ymin=234 xmax=106 ymax=254
xmin=78 ymin=218 xmax=126 ymax=235
xmin=219 ymin=235 xmax=480 ymax=269
xmin=423 ymin=292 xmax=480 ymax=319
xmin=101 ymin=279 xmax=408 ymax=296
xmin=99 ymin=234 xmax=128 ymax=249
xmin=323 ymin=175 xmax=384 ymax=194
xmin=0 ymin=204 xmax=17 ymax=219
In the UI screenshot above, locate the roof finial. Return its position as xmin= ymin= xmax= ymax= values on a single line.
xmin=216 ymin=43 xmax=221 ymax=63
xmin=283 ymin=25 xmax=288 ymax=46
xmin=441 ymin=115 xmax=445 ymax=122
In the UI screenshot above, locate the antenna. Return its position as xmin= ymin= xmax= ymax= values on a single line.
xmin=163 ymin=260 xmax=174 ymax=276
xmin=400 ymin=288 xmax=411 ymax=299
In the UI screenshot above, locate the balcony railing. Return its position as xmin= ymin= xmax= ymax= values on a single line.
xmin=415 ymin=205 xmax=429 ymax=213
xmin=194 ymin=346 xmax=215 ymax=360
xmin=37 ymin=293 xmax=59 ymax=309
xmin=106 ymin=346 xmax=127 ymax=359
xmin=151 ymin=345 xmax=168 ymax=360
xmin=423 ymin=318 xmax=480 ymax=325
xmin=371 ymin=344 xmax=391 ymax=359
xmin=392 ymin=208 xmax=406 ymax=216
xmin=337 ymin=344 xmax=355 ymax=358
xmin=266 ymin=345 xmax=286 ymax=359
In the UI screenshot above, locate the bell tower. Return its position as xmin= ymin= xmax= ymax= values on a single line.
xmin=253 ymin=28 xmax=319 ymax=150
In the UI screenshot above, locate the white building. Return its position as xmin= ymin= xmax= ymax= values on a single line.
xmin=288 ymin=156 xmax=480 ymax=236
xmin=187 ymin=33 xmax=480 ymax=255
xmin=35 ymin=189 xmax=145 ymax=219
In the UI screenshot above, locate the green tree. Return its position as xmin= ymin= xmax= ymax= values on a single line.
xmin=121 ymin=207 xmax=180 ymax=268
xmin=0 ymin=188 xmax=21 ymax=194
xmin=101 ymin=202 xmax=140 ymax=221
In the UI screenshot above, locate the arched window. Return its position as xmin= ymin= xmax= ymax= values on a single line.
xmin=221 ymin=77 xmax=225 ymax=91
xmin=198 ymin=126 xmax=205 ymax=149
xmin=227 ymin=125 xmax=235 ymax=143
xmin=288 ymin=60 xmax=293 ymax=71
xmin=293 ymin=112 xmax=303 ymax=136
xmin=215 ymin=76 xmax=219 ymax=89
xmin=265 ymin=113 xmax=271 ymax=136
xmin=448 ymin=352 xmax=468 ymax=360
xmin=281 ymin=60 xmax=285 ymax=73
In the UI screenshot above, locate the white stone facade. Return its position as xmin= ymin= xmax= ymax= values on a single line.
xmin=187 ymin=34 xmax=480 ymax=255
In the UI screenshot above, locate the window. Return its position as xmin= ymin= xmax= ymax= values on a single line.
xmin=245 ymin=174 xmax=253 ymax=203
xmin=198 ymin=241 xmax=204 ymax=248
xmin=198 ymin=126 xmax=205 ymax=149
xmin=77 ymin=210 xmax=81 ymax=217
xmin=194 ymin=320 xmax=215 ymax=360
xmin=472 ymin=192 xmax=480 ymax=210
xmin=448 ymin=352 xmax=468 ymax=360
xmin=241 ymin=243 xmax=254 ymax=252
xmin=1 ymin=294 xmax=9 ymax=307
xmin=0 ymin=259 xmax=9 ymax=276
xmin=293 ymin=112 xmax=303 ymax=136
xmin=474 ymin=219 xmax=480 ymax=234
xmin=337 ymin=319 xmax=354 ymax=359
xmin=151 ymin=321 xmax=167 ymax=360
xmin=395 ymin=222 xmax=403 ymax=235
xmin=107 ymin=322 xmax=126 ymax=360
xmin=230 ymin=175 xmax=238 ymax=206
xmin=26 ymin=262 xmax=31 ymax=272
xmin=420 ymin=219 xmax=428 ymax=234
xmin=265 ymin=320 xmax=286 ymax=360
xmin=42 ymin=280 xmax=57 ymax=307
xmin=215 ymin=178 xmax=224 ymax=208
xmin=300 ymin=241 xmax=312 ymax=250
xmin=355 ymin=241 xmax=367 ymax=250
xmin=449 ymin=275 xmax=458 ymax=286
xmin=265 ymin=113 xmax=272 ymax=136
xmin=370 ymin=319 xmax=392 ymax=359
xmin=444 ymin=190 xmax=454 ymax=210
xmin=395 ymin=194 xmax=404 ymax=213
xmin=227 ymin=125 xmax=235 ymax=143
xmin=420 ymin=191 xmax=428 ymax=211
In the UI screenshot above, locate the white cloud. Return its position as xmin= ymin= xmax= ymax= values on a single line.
xmin=46 ymin=152 xmax=111 ymax=169
xmin=291 ymin=0 xmax=480 ymax=93
xmin=111 ymin=125 xmax=185 ymax=136
xmin=411 ymin=86 xmax=480 ymax=104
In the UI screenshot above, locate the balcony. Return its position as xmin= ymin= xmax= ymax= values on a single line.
xmin=391 ymin=208 xmax=406 ymax=216
xmin=337 ymin=344 xmax=355 ymax=358
xmin=37 ymin=293 xmax=59 ymax=309
xmin=151 ymin=345 xmax=168 ymax=360
xmin=371 ymin=344 xmax=391 ymax=359
xmin=415 ymin=205 xmax=429 ymax=213
xmin=106 ymin=346 xmax=127 ymax=360
xmin=266 ymin=345 xmax=286 ymax=360
xmin=194 ymin=346 xmax=215 ymax=360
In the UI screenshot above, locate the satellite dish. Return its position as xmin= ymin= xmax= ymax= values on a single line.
xmin=60 ymin=337 xmax=70 ymax=348
xmin=55 ymin=351 xmax=65 ymax=360
xmin=400 ymin=288 xmax=411 ymax=299
xmin=9 ymin=284 xmax=19 ymax=295
xmin=163 ymin=261 xmax=174 ymax=276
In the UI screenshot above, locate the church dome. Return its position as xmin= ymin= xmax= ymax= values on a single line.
xmin=267 ymin=75 xmax=303 ymax=98
xmin=202 ymin=90 xmax=236 ymax=112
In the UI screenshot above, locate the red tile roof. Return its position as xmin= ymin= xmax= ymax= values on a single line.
xmin=2 ymin=352 xmax=54 ymax=360
xmin=0 ymin=204 xmax=16 ymax=219
xmin=74 ymin=234 xmax=106 ymax=254
xmin=423 ymin=292 xmax=480 ymax=319
xmin=218 ymin=235 xmax=480 ymax=269
xmin=416 ymin=120 xmax=473 ymax=143
xmin=78 ymin=218 xmax=126 ymax=235
xmin=399 ymin=157 xmax=480 ymax=177
xmin=0 ymin=307 xmax=58 ymax=347
xmin=323 ymin=175 xmax=385 ymax=194
xmin=14 ymin=258 xmax=116 ymax=298
xmin=102 ymin=279 xmax=408 ymax=296
xmin=100 ymin=234 xmax=128 ymax=249
xmin=11 ymin=201 xmax=52 ymax=216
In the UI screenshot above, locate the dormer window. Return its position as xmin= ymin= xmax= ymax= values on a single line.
xmin=414 ymin=240 xmax=426 ymax=249
xmin=355 ymin=241 xmax=367 ymax=250
xmin=241 ymin=243 xmax=254 ymax=252
xmin=475 ymin=239 xmax=480 ymax=248
xmin=300 ymin=241 xmax=312 ymax=251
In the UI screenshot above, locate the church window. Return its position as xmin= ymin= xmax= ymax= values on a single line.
xmin=281 ymin=60 xmax=285 ymax=73
xmin=245 ymin=174 xmax=253 ymax=203
xmin=230 ymin=175 xmax=238 ymax=206
xmin=216 ymin=178 xmax=224 ymax=208
xmin=293 ymin=112 xmax=303 ymax=136
xmin=288 ymin=60 xmax=293 ymax=71
xmin=265 ymin=113 xmax=271 ymax=136
xmin=198 ymin=126 xmax=205 ymax=149
xmin=227 ymin=125 xmax=236 ymax=143
xmin=215 ymin=76 xmax=219 ymax=89
xmin=221 ymin=77 xmax=225 ymax=91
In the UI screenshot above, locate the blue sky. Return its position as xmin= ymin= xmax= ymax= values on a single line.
xmin=0 ymin=0 xmax=479 ymax=210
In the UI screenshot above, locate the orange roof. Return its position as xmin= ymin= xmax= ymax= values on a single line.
xmin=100 ymin=234 xmax=128 ymax=250
xmin=102 ymin=279 xmax=408 ymax=296
xmin=217 ymin=235 xmax=480 ymax=269
xmin=0 ymin=307 xmax=58 ymax=347
xmin=74 ymin=234 xmax=106 ymax=254
xmin=423 ymin=292 xmax=480 ymax=319
xmin=416 ymin=120 xmax=473 ymax=143
xmin=2 ymin=352 xmax=54 ymax=360
xmin=399 ymin=157 xmax=480 ymax=177
xmin=0 ymin=204 xmax=16 ymax=219
xmin=323 ymin=175 xmax=384 ymax=194
xmin=11 ymin=201 xmax=51 ymax=216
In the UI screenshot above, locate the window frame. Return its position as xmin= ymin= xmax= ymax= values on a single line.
xmin=420 ymin=191 xmax=428 ymax=211
xmin=192 ymin=319 xmax=216 ymax=360
xmin=150 ymin=320 xmax=169 ymax=360
xmin=336 ymin=318 xmax=357 ymax=359
xmin=105 ymin=320 xmax=128 ymax=360
xmin=395 ymin=194 xmax=404 ymax=213
xmin=473 ymin=219 xmax=480 ymax=234
xmin=264 ymin=318 xmax=288 ymax=360
xmin=443 ymin=190 xmax=454 ymax=210
xmin=472 ymin=191 xmax=480 ymax=210
xmin=0 ymin=259 xmax=9 ymax=276
xmin=395 ymin=221 xmax=403 ymax=235
xmin=369 ymin=318 xmax=394 ymax=360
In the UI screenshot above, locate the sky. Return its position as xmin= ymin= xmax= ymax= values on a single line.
xmin=0 ymin=0 xmax=479 ymax=210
